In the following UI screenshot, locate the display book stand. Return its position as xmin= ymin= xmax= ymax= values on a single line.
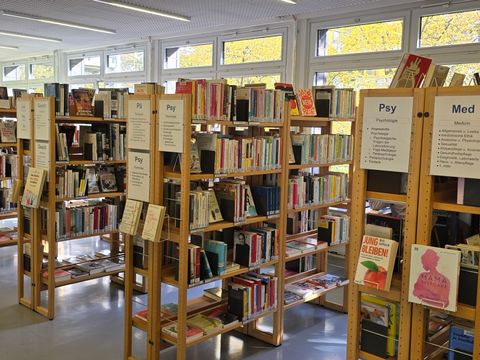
xmin=346 ymin=88 xmax=424 ymax=360
xmin=17 ymin=96 xmax=128 ymax=319
xmin=0 ymin=107 xmax=19 ymax=247
xmin=283 ymin=113 xmax=355 ymax=312
xmin=124 ymin=93 xmax=289 ymax=360
xmin=410 ymin=87 xmax=480 ymax=360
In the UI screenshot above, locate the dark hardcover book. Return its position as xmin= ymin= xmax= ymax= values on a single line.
xmin=251 ymin=186 xmax=272 ymax=216
xmin=228 ymin=285 xmax=246 ymax=319
xmin=463 ymin=178 xmax=480 ymax=207
xmin=213 ymin=228 xmax=234 ymax=250
xmin=205 ymin=251 xmax=219 ymax=276
xmin=200 ymin=250 xmax=213 ymax=280
xmin=458 ymin=268 xmax=478 ymax=306
xmin=312 ymin=87 xmax=333 ymax=117
xmin=317 ymin=219 xmax=334 ymax=245
xmin=218 ymin=197 xmax=235 ymax=222
xmin=94 ymin=100 xmax=104 ymax=118
xmin=367 ymin=170 xmax=407 ymax=194
xmin=44 ymin=83 xmax=60 ymax=115
xmin=84 ymin=143 xmax=93 ymax=161
xmin=234 ymin=243 xmax=251 ymax=267
xmin=235 ymin=88 xmax=249 ymax=122
xmin=360 ymin=320 xmax=388 ymax=358
xmin=200 ymin=150 xmax=215 ymax=173
xmin=292 ymin=145 xmax=302 ymax=165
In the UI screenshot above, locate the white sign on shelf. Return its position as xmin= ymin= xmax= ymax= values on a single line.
xmin=360 ymin=97 xmax=414 ymax=173
xmin=127 ymin=150 xmax=150 ymax=202
xmin=158 ymin=99 xmax=184 ymax=153
xmin=17 ymin=99 xmax=32 ymax=140
xmin=430 ymin=96 xmax=480 ymax=178
xmin=34 ymin=140 xmax=50 ymax=176
xmin=34 ymin=98 xmax=51 ymax=141
xmin=127 ymin=99 xmax=151 ymax=150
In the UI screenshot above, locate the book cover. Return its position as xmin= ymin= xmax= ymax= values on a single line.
xmin=296 ymin=88 xmax=317 ymax=116
xmin=72 ymin=89 xmax=95 ymax=116
xmin=0 ymin=121 xmax=16 ymax=142
xmin=390 ymin=53 xmax=432 ymax=88
xmin=354 ymin=235 xmax=399 ymax=291
xmin=99 ymin=169 xmax=118 ymax=192
xmin=408 ymin=244 xmax=461 ymax=312
xmin=21 ymin=167 xmax=47 ymax=208
xmin=208 ymin=189 xmax=223 ymax=223
xmin=162 ymin=322 xmax=203 ymax=341
xmin=274 ymin=82 xmax=300 ymax=116
xmin=141 ymin=204 xmax=166 ymax=242
xmin=119 ymin=199 xmax=143 ymax=235
xmin=423 ymin=64 xmax=450 ymax=87
xmin=448 ymin=325 xmax=474 ymax=360
xmin=449 ymin=73 xmax=466 ymax=87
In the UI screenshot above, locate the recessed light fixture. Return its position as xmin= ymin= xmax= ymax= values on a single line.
xmin=92 ymin=0 xmax=191 ymax=22
xmin=2 ymin=10 xmax=116 ymax=34
xmin=279 ymin=0 xmax=297 ymax=4
xmin=0 ymin=44 xmax=18 ymax=50
xmin=0 ymin=30 xmax=61 ymax=43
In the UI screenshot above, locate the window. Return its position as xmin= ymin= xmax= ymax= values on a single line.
xmin=224 ymin=74 xmax=281 ymax=89
xmin=222 ymin=35 xmax=283 ymax=65
xmin=29 ymin=63 xmax=54 ymax=80
xmin=314 ymin=68 xmax=396 ymax=89
xmin=418 ymin=9 xmax=480 ymax=48
xmin=106 ymin=50 xmax=144 ymax=74
xmin=164 ymin=43 xmax=213 ymax=69
xmin=316 ymin=20 xmax=403 ymax=57
xmin=68 ymin=55 xmax=101 ymax=77
xmin=3 ymin=64 xmax=26 ymax=81
xmin=103 ymin=81 xmax=136 ymax=92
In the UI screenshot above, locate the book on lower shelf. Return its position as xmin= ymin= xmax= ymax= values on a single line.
xmin=162 ymin=322 xmax=204 ymax=341
xmin=42 ymin=268 xmax=71 ymax=282
xmin=448 ymin=324 xmax=474 ymax=360
xmin=285 ymin=274 xmax=348 ymax=299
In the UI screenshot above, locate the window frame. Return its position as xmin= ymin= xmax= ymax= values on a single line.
xmin=104 ymin=45 xmax=147 ymax=77
xmin=66 ymin=51 xmax=104 ymax=80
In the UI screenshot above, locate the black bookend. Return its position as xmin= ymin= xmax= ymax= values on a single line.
xmin=84 ymin=143 xmax=93 ymax=161
xmin=367 ymin=170 xmax=407 ymax=194
xmin=200 ymin=150 xmax=216 ymax=173
xmin=190 ymin=234 xmax=203 ymax=247
xmin=205 ymin=251 xmax=219 ymax=276
xmin=464 ymin=178 xmax=480 ymax=206
xmin=234 ymin=243 xmax=251 ymax=267
xmin=292 ymin=145 xmax=302 ymax=165
xmin=219 ymin=198 xmax=235 ymax=222
xmin=94 ymin=100 xmax=104 ymax=118
xmin=458 ymin=268 xmax=478 ymax=306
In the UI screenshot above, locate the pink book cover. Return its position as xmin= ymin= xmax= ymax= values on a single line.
xmin=408 ymin=244 xmax=461 ymax=312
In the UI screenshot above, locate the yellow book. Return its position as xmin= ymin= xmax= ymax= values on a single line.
xmin=21 ymin=167 xmax=47 ymax=208
xmin=141 ymin=204 xmax=166 ymax=242
xmin=119 ymin=199 xmax=143 ymax=235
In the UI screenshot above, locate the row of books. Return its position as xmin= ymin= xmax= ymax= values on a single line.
xmin=44 ymin=83 xmax=70 ymax=116
xmin=284 ymin=274 xmax=348 ymax=302
xmin=317 ymin=214 xmax=350 ymax=245
xmin=50 ymin=200 xmax=119 ymax=240
xmin=94 ymin=88 xmax=130 ymax=119
xmin=175 ymin=79 xmax=285 ymax=122
xmin=290 ymin=133 xmax=353 ymax=165
xmin=310 ymin=86 xmax=356 ymax=118
xmin=0 ymin=189 xmax=16 ymax=212
xmin=193 ymin=133 xmax=282 ymax=174
xmin=285 ymin=237 xmax=328 ymax=258
xmin=228 ymin=273 xmax=278 ymax=321
xmin=55 ymin=166 xmax=125 ymax=199
xmin=287 ymin=209 xmax=321 ymax=234
xmin=0 ymin=154 xmax=17 ymax=179
xmin=42 ymin=258 xmax=125 ymax=282
xmin=287 ymin=172 xmax=349 ymax=209
xmin=285 ymin=255 xmax=315 ymax=276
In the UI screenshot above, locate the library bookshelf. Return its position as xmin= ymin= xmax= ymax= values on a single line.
xmin=410 ymin=87 xmax=480 ymax=360
xmin=346 ymin=88 xmax=425 ymax=359
xmin=124 ymin=93 xmax=288 ymax=360
xmin=0 ymin=108 xmax=19 ymax=247
xmin=17 ymin=96 xmax=128 ymax=319
xmin=283 ymin=114 xmax=354 ymax=314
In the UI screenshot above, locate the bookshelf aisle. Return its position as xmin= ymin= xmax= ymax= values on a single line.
xmin=0 ymin=107 xmax=19 ymax=247
xmin=18 ymin=96 xmax=128 ymax=319
xmin=346 ymin=88 xmax=425 ymax=359
xmin=282 ymin=96 xmax=355 ymax=313
xmin=125 ymin=87 xmax=288 ymax=360
xmin=410 ymin=87 xmax=480 ymax=360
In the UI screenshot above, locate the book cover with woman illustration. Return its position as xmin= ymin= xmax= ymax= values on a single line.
xmin=408 ymin=244 xmax=461 ymax=312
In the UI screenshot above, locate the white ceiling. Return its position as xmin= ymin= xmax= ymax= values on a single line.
xmin=0 ymin=0 xmax=425 ymax=61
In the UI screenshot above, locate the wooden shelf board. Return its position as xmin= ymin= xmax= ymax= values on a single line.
xmin=164 ymin=168 xmax=282 ymax=181
xmin=133 ymin=267 xmax=148 ymax=277
xmin=56 ymin=160 xmax=126 ymax=166
xmin=284 ymin=280 xmax=349 ymax=310
xmin=288 ymin=199 xmax=350 ymax=214
xmin=192 ymin=120 xmax=284 ymax=127
xmin=132 ymin=315 xmax=148 ymax=332
xmin=56 ymin=116 xmax=127 ymax=123
xmin=359 ymin=350 xmax=396 ymax=360
xmin=285 ymin=269 xmax=320 ymax=284
xmin=451 ymin=303 xmax=476 ymax=321
xmin=433 ymin=200 xmax=480 ymax=215
xmin=285 ymin=247 xmax=329 ymax=262
xmin=50 ymin=229 xmax=120 ymax=242
xmin=288 ymin=160 xmax=353 ymax=170
xmin=54 ymin=191 xmax=124 ymax=202
xmin=286 ymin=230 xmax=317 ymax=241
xmin=358 ymin=281 xmax=401 ymax=303
xmin=0 ymin=143 xmax=17 ymax=147
xmin=366 ymin=191 xmax=407 ymax=203
xmin=162 ymin=259 xmax=279 ymax=288
xmin=43 ymin=268 xmax=124 ymax=288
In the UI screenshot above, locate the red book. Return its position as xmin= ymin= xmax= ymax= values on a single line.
xmin=390 ymin=53 xmax=432 ymax=88
xmin=297 ymin=88 xmax=317 ymax=116
xmin=175 ymin=80 xmax=193 ymax=94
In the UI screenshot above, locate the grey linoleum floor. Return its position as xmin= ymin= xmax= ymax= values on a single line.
xmin=0 ymin=238 xmax=348 ymax=360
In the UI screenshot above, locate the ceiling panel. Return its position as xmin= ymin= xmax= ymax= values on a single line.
xmin=0 ymin=0 xmax=423 ymax=61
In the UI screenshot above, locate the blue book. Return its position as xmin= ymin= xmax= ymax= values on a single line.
xmin=448 ymin=325 xmax=474 ymax=360
xmin=205 ymin=240 xmax=227 ymax=275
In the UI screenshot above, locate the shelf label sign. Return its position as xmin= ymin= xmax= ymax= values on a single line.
xmin=127 ymin=99 xmax=151 ymax=151
xmin=127 ymin=150 xmax=150 ymax=202
xmin=360 ymin=97 xmax=413 ymax=173
xmin=34 ymin=98 xmax=51 ymax=141
xmin=34 ymin=140 xmax=50 ymax=176
xmin=430 ymin=96 xmax=480 ymax=178
xmin=17 ymin=99 xmax=32 ymax=140
xmin=158 ymin=99 xmax=184 ymax=153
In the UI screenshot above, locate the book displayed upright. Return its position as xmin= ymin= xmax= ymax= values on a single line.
xmin=390 ymin=53 xmax=432 ymax=88
xmin=21 ymin=167 xmax=47 ymax=208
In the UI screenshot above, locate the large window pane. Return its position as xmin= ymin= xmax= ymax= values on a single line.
xmin=314 ymin=68 xmax=396 ymax=89
xmin=106 ymin=51 xmax=144 ymax=74
xmin=164 ymin=44 xmax=213 ymax=69
xmin=317 ymin=20 xmax=403 ymax=57
xmin=3 ymin=64 xmax=25 ymax=81
xmin=224 ymin=74 xmax=281 ymax=89
xmin=419 ymin=10 xmax=480 ymax=48
xmin=223 ymin=35 xmax=282 ymax=65
xmin=29 ymin=63 xmax=54 ymax=80
xmin=444 ymin=63 xmax=480 ymax=86
xmin=68 ymin=56 xmax=101 ymax=77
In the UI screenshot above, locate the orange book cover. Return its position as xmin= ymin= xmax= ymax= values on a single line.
xmin=296 ymin=88 xmax=317 ymax=116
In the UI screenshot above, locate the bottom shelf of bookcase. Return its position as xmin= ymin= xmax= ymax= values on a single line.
xmin=359 ymin=350 xmax=396 ymax=360
xmin=42 ymin=268 xmax=125 ymax=288
xmin=0 ymin=238 xmax=16 ymax=247
xmin=284 ymin=280 xmax=349 ymax=310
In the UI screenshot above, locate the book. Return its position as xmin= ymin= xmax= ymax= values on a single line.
xmin=85 ymin=168 xmax=100 ymax=194
xmin=186 ymin=314 xmax=222 ymax=334
xmin=296 ymin=88 xmax=317 ymax=116
xmin=207 ymin=189 xmax=223 ymax=223
xmin=98 ymin=169 xmax=118 ymax=192
xmin=390 ymin=53 xmax=432 ymax=88
xmin=72 ymin=89 xmax=95 ymax=116
xmin=0 ymin=87 xmax=10 ymax=108
xmin=203 ymin=287 xmax=225 ymax=301
xmin=0 ymin=121 xmax=16 ymax=142
xmin=457 ymin=178 xmax=480 ymax=207
xmin=423 ymin=64 xmax=449 ymax=87
xmin=449 ymin=73 xmax=466 ymax=87
xmin=448 ymin=325 xmax=474 ymax=360
xmin=75 ymin=261 xmax=104 ymax=274
xmin=119 ymin=199 xmax=143 ymax=235
xmin=354 ymin=235 xmax=399 ymax=291
xmin=408 ymin=244 xmax=461 ymax=312
xmin=141 ymin=204 xmax=166 ymax=242
xmin=274 ymin=82 xmax=300 ymax=115
xmin=162 ymin=322 xmax=203 ymax=341
xmin=21 ymin=167 xmax=47 ymax=208
xmin=42 ymin=269 xmax=71 ymax=282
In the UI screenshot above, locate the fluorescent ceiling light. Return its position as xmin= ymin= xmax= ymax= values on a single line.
xmin=0 ymin=44 xmax=17 ymax=50
xmin=92 ymin=0 xmax=191 ymax=22
xmin=2 ymin=10 xmax=116 ymax=34
xmin=0 ymin=30 xmax=61 ymax=43
xmin=279 ymin=0 xmax=297 ymax=3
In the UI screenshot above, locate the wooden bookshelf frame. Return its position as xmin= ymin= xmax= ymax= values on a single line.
xmin=410 ymin=86 xmax=480 ymax=360
xmin=346 ymin=88 xmax=425 ymax=359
